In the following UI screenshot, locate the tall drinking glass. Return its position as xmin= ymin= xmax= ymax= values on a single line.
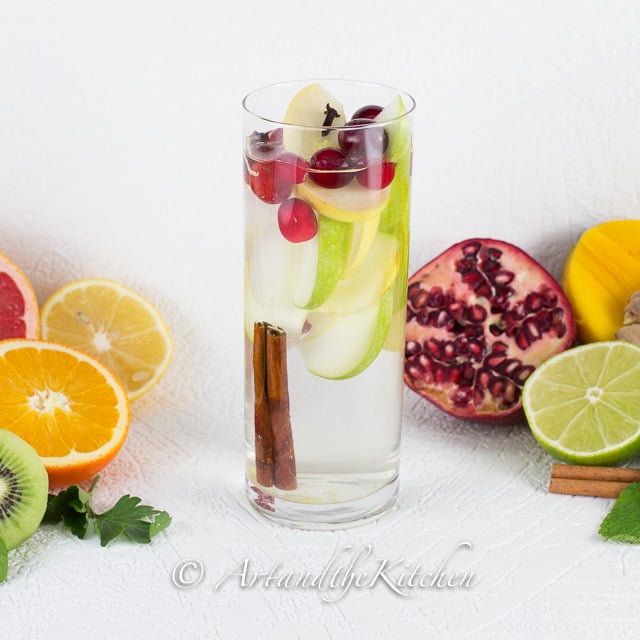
xmin=243 ymin=80 xmax=414 ymax=528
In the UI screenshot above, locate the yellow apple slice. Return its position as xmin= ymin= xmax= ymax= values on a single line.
xmin=283 ymin=83 xmax=346 ymax=158
xmin=300 ymin=289 xmax=394 ymax=380
xmin=343 ymin=213 xmax=381 ymax=278
xmin=320 ymin=232 xmax=399 ymax=315
xmin=295 ymin=179 xmax=390 ymax=223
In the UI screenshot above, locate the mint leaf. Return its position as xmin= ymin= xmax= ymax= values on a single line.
xmin=43 ymin=485 xmax=93 ymax=539
xmin=599 ymin=482 xmax=640 ymax=542
xmin=94 ymin=495 xmax=171 ymax=547
xmin=0 ymin=538 xmax=7 ymax=583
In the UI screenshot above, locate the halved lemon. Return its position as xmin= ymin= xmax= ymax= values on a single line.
xmin=0 ymin=340 xmax=130 ymax=488
xmin=40 ymin=279 xmax=173 ymax=401
xmin=522 ymin=341 xmax=640 ymax=465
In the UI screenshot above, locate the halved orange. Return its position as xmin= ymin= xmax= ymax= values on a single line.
xmin=40 ymin=279 xmax=173 ymax=401
xmin=0 ymin=340 xmax=130 ymax=488
xmin=0 ymin=251 xmax=39 ymax=339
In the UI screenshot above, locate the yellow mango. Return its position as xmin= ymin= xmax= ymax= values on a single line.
xmin=562 ymin=219 xmax=640 ymax=343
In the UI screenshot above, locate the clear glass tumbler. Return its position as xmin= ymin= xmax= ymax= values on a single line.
xmin=243 ymin=79 xmax=414 ymax=528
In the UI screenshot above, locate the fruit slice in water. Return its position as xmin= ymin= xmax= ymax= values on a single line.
xmin=0 ymin=340 xmax=130 ymax=488
xmin=0 ymin=252 xmax=39 ymax=340
xmin=246 ymin=224 xmax=317 ymax=338
xmin=562 ymin=219 xmax=640 ymax=343
xmin=375 ymin=94 xmax=411 ymax=162
xmin=0 ymin=429 xmax=48 ymax=550
xmin=40 ymin=279 xmax=173 ymax=401
xmin=522 ymin=341 xmax=640 ymax=465
xmin=343 ymin=213 xmax=381 ymax=278
xmin=283 ymin=83 xmax=346 ymax=158
xmin=301 ymin=289 xmax=394 ymax=380
xmin=404 ymin=238 xmax=575 ymax=424
xmin=319 ymin=232 xmax=399 ymax=315
xmin=295 ymin=178 xmax=389 ymax=223
xmin=301 ymin=215 xmax=350 ymax=310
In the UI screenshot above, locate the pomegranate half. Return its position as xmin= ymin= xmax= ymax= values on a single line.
xmin=404 ymin=238 xmax=575 ymax=424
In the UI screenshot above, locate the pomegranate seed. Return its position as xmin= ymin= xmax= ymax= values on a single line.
xmin=411 ymin=288 xmax=429 ymax=309
xmin=462 ymin=241 xmax=481 ymax=256
xmin=468 ymin=304 xmax=488 ymax=323
xmin=405 ymin=341 xmax=421 ymax=357
xmin=491 ymin=270 xmax=515 ymax=285
xmin=525 ymin=292 xmax=544 ymax=313
xmin=277 ymin=198 xmax=318 ymax=243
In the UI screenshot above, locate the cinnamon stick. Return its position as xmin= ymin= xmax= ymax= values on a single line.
xmin=549 ymin=464 xmax=640 ymax=498
xmin=253 ymin=322 xmax=274 ymax=487
xmin=266 ymin=325 xmax=297 ymax=491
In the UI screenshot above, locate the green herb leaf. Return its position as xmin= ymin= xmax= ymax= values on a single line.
xmin=0 ymin=538 xmax=7 ymax=583
xmin=93 ymin=495 xmax=171 ymax=547
xmin=599 ymin=482 xmax=640 ymax=542
xmin=42 ymin=477 xmax=170 ymax=547
xmin=43 ymin=485 xmax=93 ymax=539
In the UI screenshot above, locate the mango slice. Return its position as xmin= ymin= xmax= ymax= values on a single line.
xmin=562 ymin=219 xmax=640 ymax=343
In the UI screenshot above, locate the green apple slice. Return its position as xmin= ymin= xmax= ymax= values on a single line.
xmin=375 ymin=94 xmax=411 ymax=163
xmin=283 ymin=83 xmax=346 ymax=158
xmin=300 ymin=289 xmax=394 ymax=380
xmin=320 ymin=232 xmax=399 ymax=315
xmin=295 ymin=179 xmax=389 ymax=223
xmin=302 ymin=215 xmax=351 ymax=309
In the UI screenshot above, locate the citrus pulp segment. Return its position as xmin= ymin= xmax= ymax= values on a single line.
xmin=522 ymin=341 xmax=640 ymax=465
xmin=40 ymin=279 xmax=173 ymax=401
xmin=0 ymin=340 xmax=130 ymax=488
xmin=0 ymin=251 xmax=39 ymax=340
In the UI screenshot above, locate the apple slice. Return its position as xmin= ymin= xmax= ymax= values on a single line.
xmin=245 ymin=224 xmax=317 ymax=340
xmin=343 ymin=213 xmax=381 ymax=278
xmin=283 ymin=83 xmax=346 ymax=159
xmin=295 ymin=179 xmax=390 ymax=223
xmin=320 ymin=232 xmax=399 ymax=315
xmin=375 ymin=94 xmax=411 ymax=163
xmin=302 ymin=215 xmax=351 ymax=309
xmin=300 ymin=289 xmax=394 ymax=380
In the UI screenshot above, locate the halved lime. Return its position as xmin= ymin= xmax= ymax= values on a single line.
xmin=522 ymin=341 xmax=640 ymax=465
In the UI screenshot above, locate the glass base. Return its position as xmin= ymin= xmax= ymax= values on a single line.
xmin=245 ymin=474 xmax=399 ymax=530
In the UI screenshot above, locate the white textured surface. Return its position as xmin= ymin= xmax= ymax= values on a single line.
xmin=2 ymin=1 xmax=640 ymax=638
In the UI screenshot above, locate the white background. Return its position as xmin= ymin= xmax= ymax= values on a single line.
xmin=2 ymin=1 xmax=640 ymax=638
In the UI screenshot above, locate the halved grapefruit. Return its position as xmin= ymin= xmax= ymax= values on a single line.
xmin=0 ymin=252 xmax=39 ymax=339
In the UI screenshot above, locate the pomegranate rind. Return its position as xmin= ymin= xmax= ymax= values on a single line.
xmin=0 ymin=251 xmax=39 ymax=340
xmin=404 ymin=238 xmax=575 ymax=424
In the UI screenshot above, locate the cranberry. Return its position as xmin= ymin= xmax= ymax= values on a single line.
xmin=249 ymin=160 xmax=291 ymax=204
xmin=308 ymin=148 xmax=353 ymax=189
xmin=338 ymin=118 xmax=388 ymax=159
xmin=277 ymin=198 xmax=318 ymax=243
xmin=356 ymin=161 xmax=396 ymax=190
xmin=274 ymin=152 xmax=309 ymax=185
xmin=352 ymin=104 xmax=383 ymax=120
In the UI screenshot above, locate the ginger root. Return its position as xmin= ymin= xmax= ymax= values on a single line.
xmin=616 ymin=290 xmax=640 ymax=346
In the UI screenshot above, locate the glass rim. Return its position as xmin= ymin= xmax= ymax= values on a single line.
xmin=242 ymin=78 xmax=416 ymax=131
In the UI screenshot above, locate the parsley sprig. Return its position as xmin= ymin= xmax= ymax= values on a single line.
xmin=43 ymin=476 xmax=171 ymax=546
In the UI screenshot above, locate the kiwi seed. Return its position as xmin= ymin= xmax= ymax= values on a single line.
xmin=0 ymin=430 xmax=48 ymax=550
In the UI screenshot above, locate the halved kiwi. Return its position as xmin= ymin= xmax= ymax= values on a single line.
xmin=0 ymin=430 xmax=48 ymax=550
